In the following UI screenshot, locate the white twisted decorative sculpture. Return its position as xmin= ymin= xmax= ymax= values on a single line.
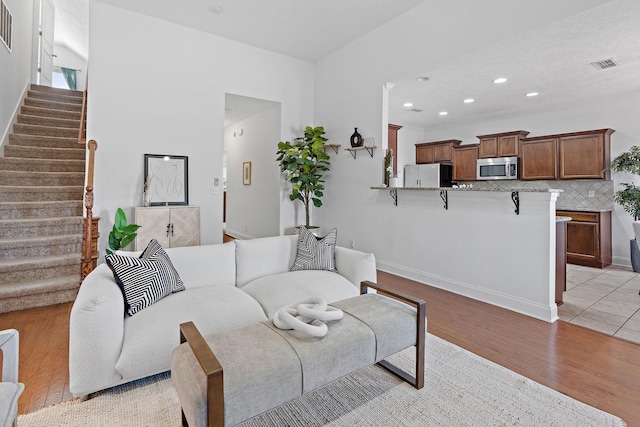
xmin=273 ymin=296 xmax=343 ymax=337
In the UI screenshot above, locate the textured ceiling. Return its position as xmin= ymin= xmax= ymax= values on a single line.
xmin=388 ymin=0 xmax=640 ymax=131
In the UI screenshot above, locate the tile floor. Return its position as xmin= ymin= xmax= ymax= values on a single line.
xmin=559 ymin=264 xmax=640 ymax=344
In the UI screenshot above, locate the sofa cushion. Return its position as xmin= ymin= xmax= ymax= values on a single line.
xmin=241 ymin=270 xmax=359 ymax=319
xmin=291 ymin=227 xmax=337 ymax=272
xmin=164 ymin=242 xmax=236 ymax=289
xmin=235 ymin=235 xmax=298 ymax=287
xmin=106 ymin=239 xmax=185 ymax=316
xmin=115 ymin=286 xmax=268 ymax=379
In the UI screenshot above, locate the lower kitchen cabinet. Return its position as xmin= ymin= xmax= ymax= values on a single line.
xmin=557 ymin=210 xmax=611 ymax=268
xmin=134 ymin=206 xmax=200 ymax=250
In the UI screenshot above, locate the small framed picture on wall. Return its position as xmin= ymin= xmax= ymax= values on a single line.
xmin=243 ymin=161 xmax=251 ymax=185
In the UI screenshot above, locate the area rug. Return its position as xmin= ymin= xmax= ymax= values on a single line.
xmin=19 ymin=334 xmax=626 ymax=426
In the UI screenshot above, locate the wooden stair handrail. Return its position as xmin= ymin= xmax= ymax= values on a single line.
xmin=78 ymin=76 xmax=87 ymax=145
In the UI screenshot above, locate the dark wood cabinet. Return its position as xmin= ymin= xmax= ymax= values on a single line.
xmin=557 ymin=210 xmax=612 ymax=268
xmin=559 ymin=129 xmax=613 ymax=179
xmin=477 ymin=130 xmax=529 ymax=158
xmin=520 ymin=137 xmax=558 ymax=180
xmin=415 ymin=139 xmax=461 ymax=164
xmin=452 ymin=145 xmax=479 ymax=181
xmin=521 ymin=129 xmax=614 ymax=181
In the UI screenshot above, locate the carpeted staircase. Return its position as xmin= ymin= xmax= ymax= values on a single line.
xmin=0 ymin=84 xmax=86 ymax=313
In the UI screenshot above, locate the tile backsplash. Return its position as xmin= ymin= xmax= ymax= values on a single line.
xmin=471 ymin=180 xmax=614 ymax=211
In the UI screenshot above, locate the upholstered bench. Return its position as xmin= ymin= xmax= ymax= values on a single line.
xmin=171 ymin=281 xmax=425 ymax=427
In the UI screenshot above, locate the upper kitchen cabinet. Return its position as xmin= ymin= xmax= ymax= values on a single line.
xmin=477 ymin=130 xmax=529 ymax=158
xmin=521 ymin=128 xmax=614 ymax=181
xmin=520 ymin=137 xmax=558 ymax=180
xmin=452 ymin=145 xmax=479 ymax=181
xmin=559 ymin=129 xmax=614 ymax=180
xmin=415 ymin=140 xmax=461 ymax=164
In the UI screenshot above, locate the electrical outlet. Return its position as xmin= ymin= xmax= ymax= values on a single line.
xmin=588 ymin=190 xmax=595 ymax=198
xmin=213 ymin=186 xmax=219 ymax=194
xmin=349 ymin=240 xmax=355 ymax=249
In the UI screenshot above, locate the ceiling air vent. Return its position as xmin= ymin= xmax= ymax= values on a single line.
xmin=591 ymin=58 xmax=618 ymax=70
xmin=410 ymin=108 xmax=424 ymax=113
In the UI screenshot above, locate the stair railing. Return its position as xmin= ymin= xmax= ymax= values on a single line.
xmin=79 ymin=79 xmax=99 ymax=280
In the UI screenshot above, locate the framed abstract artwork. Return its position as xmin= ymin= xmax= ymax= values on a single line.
xmin=144 ymin=154 xmax=189 ymax=206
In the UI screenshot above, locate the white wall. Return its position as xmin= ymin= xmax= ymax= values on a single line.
xmin=0 ymin=0 xmax=36 ymax=147
xmin=409 ymin=90 xmax=640 ymax=267
xmin=224 ymin=104 xmax=281 ymax=239
xmin=313 ymin=0 xmax=610 ymax=319
xmin=88 ymin=2 xmax=313 ymax=255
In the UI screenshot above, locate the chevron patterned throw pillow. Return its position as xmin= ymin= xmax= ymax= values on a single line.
xmin=106 ymin=239 xmax=185 ymax=316
xmin=291 ymin=226 xmax=337 ymax=272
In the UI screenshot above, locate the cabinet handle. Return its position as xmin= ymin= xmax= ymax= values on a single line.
xmin=171 ymin=223 xmax=174 ymax=236
xmin=166 ymin=223 xmax=171 ymax=237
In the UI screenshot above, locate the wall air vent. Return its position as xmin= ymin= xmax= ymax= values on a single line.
xmin=0 ymin=0 xmax=12 ymax=52
xmin=410 ymin=108 xmax=424 ymax=113
xmin=591 ymin=58 xmax=618 ymax=70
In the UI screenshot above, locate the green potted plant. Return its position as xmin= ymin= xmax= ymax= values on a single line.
xmin=106 ymin=208 xmax=141 ymax=255
xmin=276 ymin=126 xmax=331 ymax=228
xmin=609 ymin=146 xmax=640 ymax=272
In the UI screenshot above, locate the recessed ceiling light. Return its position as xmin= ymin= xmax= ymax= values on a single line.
xmin=415 ymin=76 xmax=429 ymax=82
xmin=463 ymin=98 xmax=474 ymax=103
xmin=208 ymin=5 xmax=223 ymax=14
xmin=403 ymin=102 xmax=414 ymax=107
xmin=439 ymin=111 xmax=448 ymax=116
xmin=526 ymin=92 xmax=539 ymax=97
xmin=493 ymin=77 xmax=508 ymax=84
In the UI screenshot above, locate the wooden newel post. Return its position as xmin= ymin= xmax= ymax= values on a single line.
xmin=81 ymin=140 xmax=98 ymax=281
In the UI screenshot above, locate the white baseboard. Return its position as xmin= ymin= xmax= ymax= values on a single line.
xmin=1 ymin=80 xmax=30 ymax=150
xmin=376 ymin=260 xmax=558 ymax=323
xmin=612 ymin=255 xmax=632 ymax=269
xmin=224 ymin=229 xmax=254 ymax=240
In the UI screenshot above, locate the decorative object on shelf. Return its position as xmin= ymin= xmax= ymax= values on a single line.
xmin=609 ymin=146 xmax=640 ymax=272
xmin=389 ymin=175 xmax=400 ymax=188
xmin=383 ymin=149 xmax=393 ymax=186
xmin=277 ymin=126 xmax=331 ymax=227
xmin=242 ymin=161 xmax=252 ymax=185
xmin=106 ymin=208 xmax=141 ymax=255
xmin=144 ymin=154 xmax=189 ymax=206
xmin=350 ymin=128 xmax=363 ymax=147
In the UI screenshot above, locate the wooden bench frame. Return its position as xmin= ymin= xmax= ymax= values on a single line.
xmin=178 ymin=281 xmax=426 ymax=427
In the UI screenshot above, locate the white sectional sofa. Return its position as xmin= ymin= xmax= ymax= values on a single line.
xmin=69 ymin=235 xmax=377 ymax=397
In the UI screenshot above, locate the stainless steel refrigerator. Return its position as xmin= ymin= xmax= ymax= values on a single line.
xmin=403 ymin=163 xmax=452 ymax=188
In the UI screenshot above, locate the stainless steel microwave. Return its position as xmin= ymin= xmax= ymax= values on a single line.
xmin=476 ymin=157 xmax=518 ymax=180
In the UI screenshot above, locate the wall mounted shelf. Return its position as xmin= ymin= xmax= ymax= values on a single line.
xmin=345 ymin=145 xmax=377 ymax=159
xmin=323 ymin=144 xmax=341 ymax=154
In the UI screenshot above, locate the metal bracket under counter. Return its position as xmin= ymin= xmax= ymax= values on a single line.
xmin=373 ymin=187 xmax=522 ymax=215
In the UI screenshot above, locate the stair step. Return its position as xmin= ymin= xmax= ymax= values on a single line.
xmin=0 ymin=217 xmax=83 ymax=238
xmin=0 ymin=274 xmax=80 ymax=314
xmin=0 ymin=185 xmax=83 ymax=202
xmin=23 ymin=97 xmax=82 ymax=112
xmin=0 ymin=170 xmax=85 ymax=186
xmin=20 ymin=105 xmax=81 ymax=121
xmin=0 ymin=157 xmax=85 ymax=173
xmin=4 ymin=145 xmax=85 ymax=160
xmin=30 ymin=84 xmax=83 ymax=98
xmin=8 ymin=134 xmax=79 ymax=149
xmin=0 ymin=201 xmax=83 ymax=219
xmin=27 ymin=90 xmax=83 ymax=105
xmin=0 ymin=254 xmax=81 ymax=284
xmin=0 ymin=234 xmax=83 ymax=260
xmin=17 ymin=114 xmax=81 ymax=130
xmin=12 ymin=123 xmax=79 ymax=138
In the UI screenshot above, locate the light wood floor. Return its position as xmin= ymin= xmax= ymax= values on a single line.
xmin=1 ymin=271 xmax=639 ymax=425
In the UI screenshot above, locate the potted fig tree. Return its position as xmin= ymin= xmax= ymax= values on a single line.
xmin=276 ymin=126 xmax=330 ymax=228
xmin=610 ymin=146 xmax=640 ymax=272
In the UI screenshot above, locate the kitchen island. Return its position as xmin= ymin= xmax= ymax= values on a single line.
xmin=370 ymin=186 xmax=563 ymax=322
